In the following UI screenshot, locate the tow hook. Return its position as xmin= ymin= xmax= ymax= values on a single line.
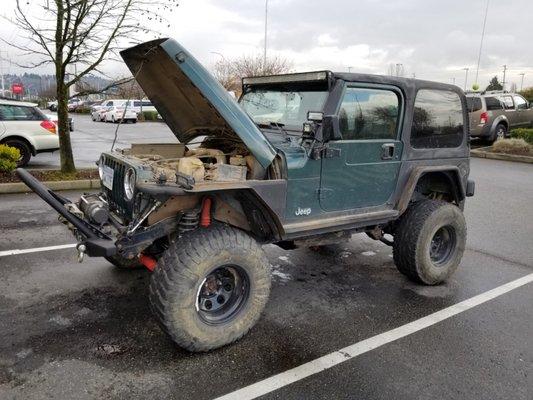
xmin=76 ymin=244 xmax=86 ymax=263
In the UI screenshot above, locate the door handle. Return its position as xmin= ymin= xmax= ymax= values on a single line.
xmin=381 ymin=143 xmax=395 ymax=160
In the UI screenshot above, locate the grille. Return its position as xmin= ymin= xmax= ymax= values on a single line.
xmin=102 ymin=156 xmax=132 ymax=219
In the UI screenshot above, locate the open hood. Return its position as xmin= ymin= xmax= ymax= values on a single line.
xmin=120 ymin=38 xmax=276 ymax=169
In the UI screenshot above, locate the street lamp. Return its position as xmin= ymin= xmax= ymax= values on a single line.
xmin=463 ymin=67 xmax=469 ymax=91
xmin=263 ymin=0 xmax=268 ymax=71
xmin=519 ymin=73 xmax=525 ymax=91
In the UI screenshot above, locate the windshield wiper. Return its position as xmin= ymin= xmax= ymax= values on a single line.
xmin=256 ymin=121 xmax=290 ymax=141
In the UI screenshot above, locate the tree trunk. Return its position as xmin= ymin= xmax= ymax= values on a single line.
xmin=57 ymin=81 xmax=76 ymax=173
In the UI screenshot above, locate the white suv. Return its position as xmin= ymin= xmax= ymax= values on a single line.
xmin=0 ymin=100 xmax=60 ymax=167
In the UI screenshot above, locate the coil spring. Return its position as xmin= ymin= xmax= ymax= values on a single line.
xmin=179 ymin=210 xmax=199 ymax=232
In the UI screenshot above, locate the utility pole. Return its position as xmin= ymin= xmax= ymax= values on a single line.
xmin=475 ymin=0 xmax=490 ymax=87
xmin=519 ymin=73 xmax=525 ymax=91
xmin=395 ymin=63 xmax=403 ymax=77
xmin=463 ymin=67 xmax=469 ymax=91
xmin=502 ymin=64 xmax=507 ymax=91
xmin=263 ymin=0 xmax=268 ymax=73
xmin=347 ymin=66 xmax=353 ymax=73
xmin=0 ymin=50 xmax=6 ymax=95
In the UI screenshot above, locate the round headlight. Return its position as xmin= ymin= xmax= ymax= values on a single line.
xmin=98 ymin=155 xmax=105 ymax=180
xmin=124 ymin=168 xmax=136 ymax=200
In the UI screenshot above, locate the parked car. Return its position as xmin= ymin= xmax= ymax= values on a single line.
xmin=46 ymin=114 xmax=74 ymax=132
xmin=466 ymin=92 xmax=533 ymax=142
xmin=91 ymin=106 xmax=111 ymax=122
xmin=124 ymin=99 xmax=157 ymax=114
xmin=67 ymin=98 xmax=83 ymax=112
xmin=47 ymin=100 xmax=58 ymax=111
xmin=0 ymin=99 xmax=59 ymax=166
xmin=90 ymin=99 xmax=126 ymax=116
xmin=18 ymin=38 xmax=475 ymax=353
xmin=103 ymin=106 xmax=137 ymax=123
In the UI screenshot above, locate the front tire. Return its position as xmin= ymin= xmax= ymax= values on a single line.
xmin=149 ymin=224 xmax=271 ymax=352
xmin=393 ymin=200 xmax=466 ymax=285
xmin=3 ymin=139 xmax=32 ymax=167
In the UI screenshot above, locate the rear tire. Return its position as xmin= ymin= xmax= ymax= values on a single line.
xmin=492 ymin=123 xmax=507 ymax=141
xmin=105 ymin=255 xmax=142 ymax=269
xmin=149 ymin=224 xmax=271 ymax=352
xmin=393 ymin=200 xmax=466 ymax=285
xmin=3 ymin=139 xmax=32 ymax=167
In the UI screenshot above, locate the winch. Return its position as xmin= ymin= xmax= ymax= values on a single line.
xmin=79 ymin=194 xmax=109 ymax=225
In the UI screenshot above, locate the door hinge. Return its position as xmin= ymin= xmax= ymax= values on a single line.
xmin=317 ymin=188 xmax=334 ymax=200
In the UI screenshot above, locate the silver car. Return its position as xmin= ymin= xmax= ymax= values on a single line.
xmin=466 ymin=92 xmax=533 ymax=142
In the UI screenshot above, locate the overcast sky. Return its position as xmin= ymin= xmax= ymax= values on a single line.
xmin=1 ymin=0 xmax=533 ymax=89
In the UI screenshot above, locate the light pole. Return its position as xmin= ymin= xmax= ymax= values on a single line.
xmin=474 ymin=0 xmax=489 ymax=88
xmin=519 ymin=73 xmax=525 ymax=91
xmin=347 ymin=67 xmax=353 ymax=73
xmin=463 ymin=67 xmax=469 ymax=91
xmin=263 ymin=0 xmax=268 ymax=72
xmin=502 ymin=64 xmax=507 ymax=91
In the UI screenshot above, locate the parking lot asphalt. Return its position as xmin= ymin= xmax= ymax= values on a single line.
xmin=28 ymin=114 xmax=176 ymax=169
xmin=1 ymin=157 xmax=532 ymax=398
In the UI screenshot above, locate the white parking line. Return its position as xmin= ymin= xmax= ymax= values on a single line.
xmin=0 ymin=244 xmax=77 ymax=257
xmin=214 ymin=272 xmax=533 ymax=400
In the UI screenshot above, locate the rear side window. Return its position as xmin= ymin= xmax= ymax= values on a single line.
xmin=411 ymin=89 xmax=464 ymax=149
xmin=513 ymin=95 xmax=527 ymax=110
xmin=485 ymin=97 xmax=503 ymax=111
xmin=466 ymin=97 xmax=482 ymax=112
xmin=501 ymin=96 xmax=514 ymax=110
xmin=338 ymin=87 xmax=400 ymax=140
xmin=0 ymin=105 xmax=44 ymax=121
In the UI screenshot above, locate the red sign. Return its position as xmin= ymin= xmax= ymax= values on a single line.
xmin=11 ymin=83 xmax=24 ymax=95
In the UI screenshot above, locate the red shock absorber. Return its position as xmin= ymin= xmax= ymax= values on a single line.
xmin=200 ymin=197 xmax=212 ymax=227
xmin=139 ymin=254 xmax=157 ymax=272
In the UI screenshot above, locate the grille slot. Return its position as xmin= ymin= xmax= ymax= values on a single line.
xmin=102 ymin=156 xmax=131 ymax=219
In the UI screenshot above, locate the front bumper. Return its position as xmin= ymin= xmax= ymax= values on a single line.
xmin=16 ymin=168 xmax=117 ymax=257
xmin=16 ymin=168 xmax=180 ymax=259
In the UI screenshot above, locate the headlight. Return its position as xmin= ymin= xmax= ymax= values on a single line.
xmin=124 ymin=168 xmax=136 ymax=200
xmin=98 ymin=155 xmax=105 ymax=180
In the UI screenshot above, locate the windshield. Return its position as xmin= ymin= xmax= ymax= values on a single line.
xmin=240 ymin=89 xmax=328 ymax=131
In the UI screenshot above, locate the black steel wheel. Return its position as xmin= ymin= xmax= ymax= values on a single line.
xmin=429 ymin=226 xmax=457 ymax=266
xmin=196 ymin=265 xmax=250 ymax=325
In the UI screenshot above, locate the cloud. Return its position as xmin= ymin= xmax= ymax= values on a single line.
xmin=1 ymin=0 xmax=532 ymax=89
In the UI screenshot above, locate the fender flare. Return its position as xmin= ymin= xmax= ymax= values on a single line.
xmin=396 ymin=166 xmax=465 ymax=214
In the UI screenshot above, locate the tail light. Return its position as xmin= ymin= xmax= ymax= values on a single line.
xmin=40 ymin=120 xmax=57 ymax=134
xmin=480 ymin=111 xmax=489 ymax=125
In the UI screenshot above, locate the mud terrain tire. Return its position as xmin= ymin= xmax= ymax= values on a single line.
xmin=393 ymin=200 xmax=466 ymax=285
xmin=149 ymin=224 xmax=271 ymax=352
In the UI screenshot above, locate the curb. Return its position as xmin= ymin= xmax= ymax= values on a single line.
xmin=471 ymin=148 xmax=533 ymax=164
xmin=0 ymin=179 xmax=100 ymax=194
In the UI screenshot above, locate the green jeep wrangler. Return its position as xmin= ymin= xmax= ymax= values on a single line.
xmin=18 ymin=38 xmax=475 ymax=352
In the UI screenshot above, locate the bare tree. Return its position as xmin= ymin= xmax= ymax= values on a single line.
xmin=2 ymin=0 xmax=178 ymax=173
xmin=213 ymin=54 xmax=292 ymax=94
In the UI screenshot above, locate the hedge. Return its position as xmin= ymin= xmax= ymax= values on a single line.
xmin=0 ymin=144 xmax=21 ymax=172
xmin=510 ymin=128 xmax=533 ymax=145
xmin=141 ymin=111 xmax=159 ymax=121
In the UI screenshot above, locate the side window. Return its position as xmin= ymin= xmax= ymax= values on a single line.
xmin=411 ymin=89 xmax=464 ymax=149
xmin=466 ymin=97 xmax=482 ymax=112
xmin=501 ymin=96 xmax=514 ymax=110
xmin=513 ymin=95 xmax=527 ymax=110
xmin=485 ymin=96 xmax=503 ymax=111
xmin=338 ymin=87 xmax=400 ymax=140
xmin=0 ymin=105 xmax=42 ymax=121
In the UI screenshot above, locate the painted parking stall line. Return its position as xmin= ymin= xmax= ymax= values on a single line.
xmin=214 ymin=273 xmax=533 ymax=400
xmin=0 ymin=244 xmax=77 ymax=257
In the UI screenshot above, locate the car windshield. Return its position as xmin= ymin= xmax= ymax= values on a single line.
xmin=240 ymin=89 xmax=328 ymax=131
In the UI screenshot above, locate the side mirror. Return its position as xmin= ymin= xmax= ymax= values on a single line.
xmin=320 ymin=115 xmax=341 ymax=142
xmin=307 ymin=111 xmax=323 ymax=122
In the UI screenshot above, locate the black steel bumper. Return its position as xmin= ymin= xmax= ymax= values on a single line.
xmin=16 ymin=168 xmax=117 ymax=257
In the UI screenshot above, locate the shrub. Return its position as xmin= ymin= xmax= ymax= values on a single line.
xmin=142 ymin=111 xmax=159 ymax=121
xmin=510 ymin=128 xmax=533 ymax=145
xmin=491 ymin=138 xmax=531 ymax=156
xmin=0 ymin=144 xmax=21 ymax=172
